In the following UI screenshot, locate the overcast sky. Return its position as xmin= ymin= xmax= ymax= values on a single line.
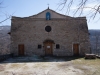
xmin=0 ymin=0 xmax=100 ymax=29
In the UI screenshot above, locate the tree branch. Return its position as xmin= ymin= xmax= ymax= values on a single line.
xmin=0 ymin=16 xmax=11 ymax=24
xmin=58 ymin=0 xmax=100 ymax=19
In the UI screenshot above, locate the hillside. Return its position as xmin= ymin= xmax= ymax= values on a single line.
xmin=89 ymin=30 xmax=100 ymax=54
xmin=0 ymin=26 xmax=10 ymax=55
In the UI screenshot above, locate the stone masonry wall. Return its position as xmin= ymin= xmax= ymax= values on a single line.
xmin=11 ymin=17 xmax=90 ymax=56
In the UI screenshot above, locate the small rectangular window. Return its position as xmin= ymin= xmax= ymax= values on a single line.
xmin=56 ymin=44 xmax=60 ymax=49
xmin=38 ymin=45 xmax=42 ymax=49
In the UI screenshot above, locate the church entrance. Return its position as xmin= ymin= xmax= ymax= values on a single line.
xmin=43 ymin=40 xmax=54 ymax=56
xmin=73 ymin=44 xmax=79 ymax=56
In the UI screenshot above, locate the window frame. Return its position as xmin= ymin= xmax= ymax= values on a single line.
xmin=56 ymin=44 xmax=60 ymax=49
xmin=38 ymin=45 xmax=42 ymax=49
xmin=46 ymin=12 xmax=51 ymax=20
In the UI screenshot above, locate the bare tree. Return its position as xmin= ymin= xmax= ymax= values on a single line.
xmin=0 ymin=14 xmax=11 ymax=24
xmin=58 ymin=0 xmax=100 ymax=19
xmin=0 ymin=1 xmax=11 ymax=24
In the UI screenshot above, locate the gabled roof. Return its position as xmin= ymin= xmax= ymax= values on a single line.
xmin=28 ymin=8 xmax=72 ymax=19
xmin=12 ymin=8 xmax=86 ymax=20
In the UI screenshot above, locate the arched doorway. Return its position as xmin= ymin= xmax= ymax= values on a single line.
xmin=43 ymin=39 xmax=54 ymax=55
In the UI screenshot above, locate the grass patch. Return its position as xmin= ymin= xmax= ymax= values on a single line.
xmin=72 ymin=58 xmax=100 ymax=75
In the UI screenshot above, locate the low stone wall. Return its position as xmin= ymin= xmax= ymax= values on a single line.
xmin=0 ymin=54 xmax=13 ymax=61
xmin=85 ymin=54 xmax=96 ymax=59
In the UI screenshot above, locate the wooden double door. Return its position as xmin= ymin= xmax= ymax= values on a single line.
xmin=44 ymin=42 xmax=53 ymax=55
xmin=73 ymin=44 xmax=79 ymax=56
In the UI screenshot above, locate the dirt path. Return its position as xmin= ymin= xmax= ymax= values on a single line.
xmin=0 ymin=57 xmax=100 ymax=75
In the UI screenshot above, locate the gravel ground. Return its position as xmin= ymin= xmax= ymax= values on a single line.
xmin=0 ymin=56 xmax=100 ymax=75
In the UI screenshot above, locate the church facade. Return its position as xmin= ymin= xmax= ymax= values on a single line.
xmin=10 ymin=8 xmax=90 ymax=56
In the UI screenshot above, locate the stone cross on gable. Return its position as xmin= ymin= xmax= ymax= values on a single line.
xmin=48 ymin=3 xmax=49 ymax=7
xmin=47 ymin=3 xmax=49 ymax=9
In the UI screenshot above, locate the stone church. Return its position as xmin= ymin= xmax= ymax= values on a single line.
xmin=10 ymin=7 xmax=90 ymax=56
